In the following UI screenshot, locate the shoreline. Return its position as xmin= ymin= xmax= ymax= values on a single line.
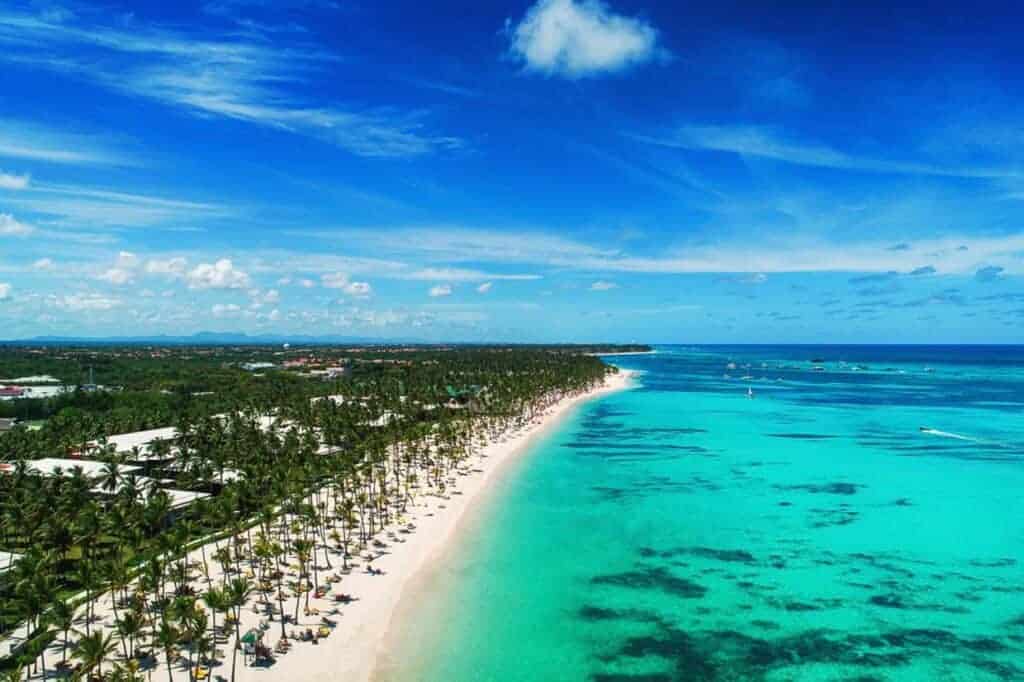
xmin=587 ymin=350 xmax=656 ymax=357
xmin=266 ymin=368 xmax=635 ymax=682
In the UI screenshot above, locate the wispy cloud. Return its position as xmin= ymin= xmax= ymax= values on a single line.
xmin=634 ymin=124 xmax=1023 ymax=179
xmin=0 ymin=5 xmax=461 ymax=159
xmin=6 ymin=182 xmax=226 ymax=229
xmin=0 ymin=118 xmax=134 ymax=166
xmin=507 ymin=0 xmax=663 ymax=78
xmin=305 ymin=226 xmax=618 ymax=264
xmin=306 ymin=226 xmax=1024 ymax=276
xmin=402 ymin=267 xmax=541 ymax=282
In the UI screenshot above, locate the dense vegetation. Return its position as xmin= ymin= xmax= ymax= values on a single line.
xmin=0 ymin=345 xmax=621 ymax=681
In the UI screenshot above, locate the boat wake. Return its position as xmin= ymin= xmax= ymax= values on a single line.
xmin=919 ymin=427 xmax=1006 ymax=448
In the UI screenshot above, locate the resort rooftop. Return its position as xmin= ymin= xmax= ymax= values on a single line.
xmin=91 ymin=476 xmax=211 ymax=510
xmin=92 ymin=426 xmax=180 ymax=459
xmin=0 ymin=458 xmax=143 ymax=479
xmin=0 ymin=550 xmax=22 ymax=573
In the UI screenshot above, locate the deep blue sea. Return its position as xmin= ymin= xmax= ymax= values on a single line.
xmin=383 ymin=346 xmax=1024 ymax=681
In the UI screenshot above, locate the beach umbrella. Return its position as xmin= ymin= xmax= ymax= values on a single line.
xmin=240 ymin=630 xmax=260 ymax=645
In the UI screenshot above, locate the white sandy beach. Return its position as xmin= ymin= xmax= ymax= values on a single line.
xmin=288 ymin=368 xmax=635 ymax=682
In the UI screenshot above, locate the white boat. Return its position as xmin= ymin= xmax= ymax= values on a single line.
xmin=746 ymin=387 xmax=755 ymax=399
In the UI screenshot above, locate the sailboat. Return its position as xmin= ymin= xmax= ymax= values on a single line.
xmin=746 ymin=387 xmax=755 ymax=399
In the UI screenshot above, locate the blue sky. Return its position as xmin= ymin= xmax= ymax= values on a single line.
xmin=1 ymin=0 xmax=1023 ymax=342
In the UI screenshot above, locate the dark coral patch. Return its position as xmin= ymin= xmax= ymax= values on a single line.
xmin=776 ymin=482 xmax=864 ymax=495
xmin=592 ymin=567 xmax=707 ymax=599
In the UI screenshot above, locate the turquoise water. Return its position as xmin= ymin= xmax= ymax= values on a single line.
xmin=384 ymin=346 xmax=1024 ymax=681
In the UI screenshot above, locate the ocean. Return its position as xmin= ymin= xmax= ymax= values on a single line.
xmin=384 ymin=346 xmax=1024 ymax=681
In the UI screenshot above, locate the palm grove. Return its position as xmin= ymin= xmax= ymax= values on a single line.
xmin=0 ymin=346 xmax=616 ymax=681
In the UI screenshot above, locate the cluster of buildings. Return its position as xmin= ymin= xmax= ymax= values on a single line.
xmin=0 ymin=424 xmax=234 ymax=518
xmin=0 ymin=375 xmax=72 ymax=401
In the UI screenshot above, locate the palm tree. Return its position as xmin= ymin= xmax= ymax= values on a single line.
xmin=49 ymin=598 xmax=77 ymax=665
xmin=201 ymin=585 xmax=227 ymax=663
xmin=291 ymin=538 xmax=313 ymax=621
xmin=71 ymin=628 xmax=118 ymax=680
xmin=225 ymin=577 xmax=253 ymax=682
xmin=182 ymin=608 xmax=209 ymax=679
xmin=98 ymin=458 xmax=124 ymax=494
xmin=116 ymin=609 xmax=145 ymax=661
xmin=108 ymin=659 xmax=145 ymax=682
xmin=153 ymin=616 xmax=180 ymax=682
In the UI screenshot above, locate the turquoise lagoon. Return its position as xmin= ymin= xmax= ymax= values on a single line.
xmin=383 ymin=346 xmax=1024 ymax=681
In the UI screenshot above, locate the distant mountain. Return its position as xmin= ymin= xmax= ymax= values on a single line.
xmin=0 ymin=331 xmax=427 ymax=346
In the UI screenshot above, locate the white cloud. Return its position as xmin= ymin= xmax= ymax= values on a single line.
xmin=96 ymin=267 xmax=133 ymax=286
xmin=0 ymin=213 xmax=33 ymax=236
xmin=32 ymin=258 xmax=54 ymax=270
xmin=212 ymin=302 xmax=242 ymax=317
xmin=344 ymin=281 xmax=372 ymax=297
xmin=429 ymin=284 xmax=453 ymax=297
xmin=508 ymin=0 xmax=661 ymax=78
xmin=299 ymin=278 xmax=316 ymax=288
xmin=145 ymin=257 xmax=188 ymax=278
xmin=0 ymin=283 xmax=10 ymax=300
xmin=116 ymin=251 xmax=139 ymax=268
xmin=321 ymin=272 xmax=372 ymax=297
xmin=94 ymin=251 xmax=140 ymax=285
xmin=477 ymin=281 xmax=493 ymax=294
xmin=247 ymin=288 xmax=280 ymax=306
xmin=50 ymin=293 xmax=121 ymax=311
xmin=0 ymin=170 xmax=29 ymax=189
xmin=276 ymin=276 xmax=292 ymax=286
xmin=187 ymin=258 xmax=251 ymax=290
xmin=321 ymin=272 xmax=350 ymax=289
xmin=590 ymin=280 xmax=618 ymax=291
